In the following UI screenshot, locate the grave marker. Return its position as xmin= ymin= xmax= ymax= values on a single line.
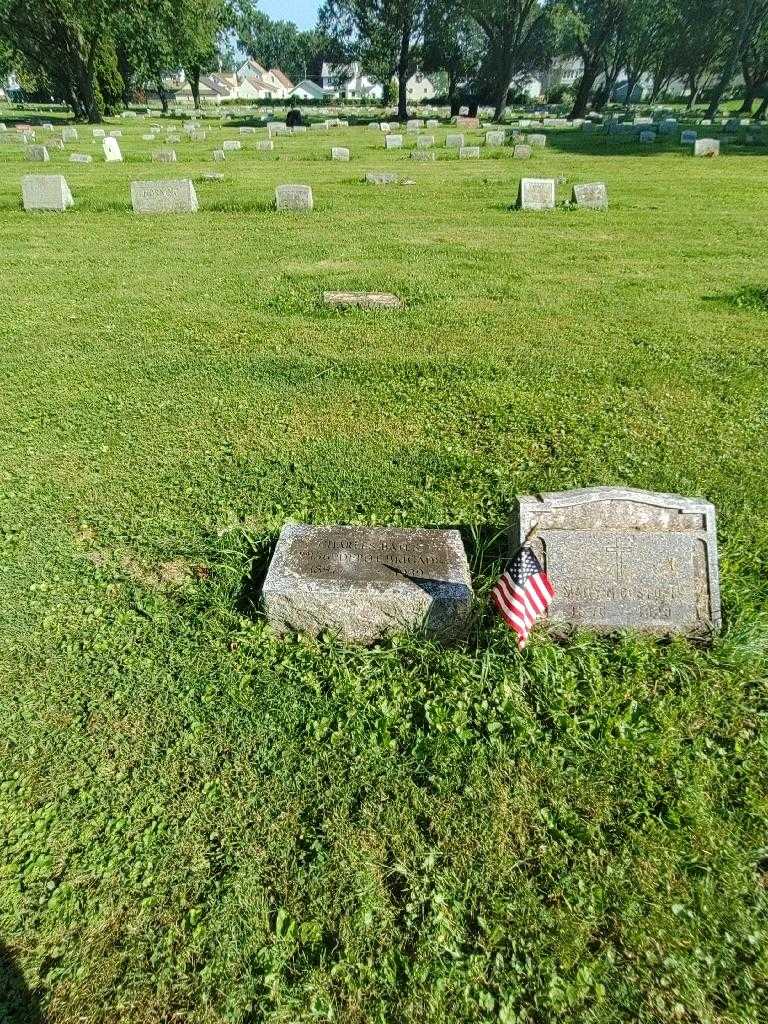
xmin=694 ymin=138 xmax=720 ymax=157
xmin=571 ymin=181 xmax=608 ymax=209
xmin=130 ymin=179 xmax=198 ymax=213
xmin=275 ymin=184 xmax=313 ymax=210
xmin=332 ymin=147 xmax=350 ymax=161
xmin=102 ymin=137 xmax=122 ymax=162
xmin=517 ymin=178 xmax=555 ymax=209
xmin=21 ymin=174 xmax=74 ymax=211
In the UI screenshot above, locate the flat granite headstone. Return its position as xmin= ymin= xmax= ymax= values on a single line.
xmin=130 ymin=179 xmax=198 ymax=213
xmin=486 ymin=130 xmax=505 ymax=146
xmin=366 ymin=171 xmax=398 ymax=185
xmin=459 ymin=146 xmax=480 ymax=159
xmin=222 ymin=140 xmax=241 ymax=151
xmin=513 ymin=487 xmax=721 ymax=637
xmin=416 ymin=135 xmax=434 ymax=148
xmin=103 ymin=137 xmax=122 ymax=162
xmin=513 ymin=144 xmax=532 ymax=159
xmin=694 ymin=138 xmax=720 ymax=157
xmin=69 ymin=153 xmax=92 ymax=163
xmin=681 ymin=130 xmax=697 ymax=144
xmin=275 ymin=184 xmax=313 ymax=210
xmin=572 ymin=181 xmax=608 ymax=209
xmin=21 ymin=174 xmax=74 ymax=211
xmin=153 ymin=149 xmax=177 ymax=163
xmin=262 ymin=524 xmax=473 ymax=643
xmin=62 ymin=127 xmax=78 ymax=142
xmin=528 ymin=134 xmax=546 ymax=147
xmin=323 ymin=291 xmax=403 ymax=310
xmin=331 ymin=146 xmax=350 ymax=161
xmin=257 ymin=140 xmax=274 ymax=151
xmin=411 ymin=150 xmax=435 ymax=161
xmin=517 ymin=178 xmax=555 ymax=210
xmin=92 ymin=128 xmax=105 ymax=138
xmin=385 ymin=134 xmax=403 ymax=149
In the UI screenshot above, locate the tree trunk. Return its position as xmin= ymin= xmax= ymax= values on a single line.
xmin=156 ymin=78 xmax=169 ymax=114
xmin=492 ymin=76 xmax=509 ymax=121
xmin=568 ymin=59 xmax=599 ymax=119
xmin=190 ymin=65 xmax=201 ymax=110
xmin=447 ymin=71 xmax=458 ymax=109
xmin=739 ymin=83 xmax=756 ymax=112
xmin=396 ymin=24 xmax=411 ymax=121
xmin=685 ymin=75 xmax=699 ymax=110
xmin=756 ymin=95 xmax=768 ymax=119
xmin=706 ymin=0 xmax=753 ymax=118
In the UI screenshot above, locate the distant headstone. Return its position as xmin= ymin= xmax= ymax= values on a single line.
xmin=517 ymin=177 xmax=555 ymax=210
xmin=202 ymin=172 xmax=225 ymax=181
xmin=446 ymin=133 xmax=464 ymax=148
xmin=153 ymin=149 xmax=177 ymax=163
xmin=639 ymin=130 xmax=656 ymax=143
xmin=26 ymin=145 xmax=49 ymax=162
xmin=694 ymin=138 xmax=720 ymax=157
xmin=680 ymin=130 xmax=697 ymax=144
xmin=486 ymin=130 xmax=505 ymax=146
xmin=47 ymin=138 xmax=64 ymax=151
xmin=222 ymin=140 xmax=241 ymax=151
xmin=21 ymin=174 xmax=74 ymax=211
xmin=513 ymin=144 xmax=532 ymax=159
xmin=406 ymin=119 xmax=424 ymax=130
xmin=142 ymin=133 xmax=157 ymax=141
xmin=456 ymin=115 xmax=479 ymax=129
xmin=513 ymin=487 xmax=721 ymax=637
xmin=275 ymin=184 xmax=313 ymax=211
xmin=385 ymin=134 xmax=403 ymax=149
xmin=213 ymin=149 xmax=226 ymax=161
xmin=528 ymin=133 xmax=546 ymax=147
xmin=109 ymin=130 xmax=122 ymax=138
xmin=62 ymin=127 xmax=78 ymax=142
xmin=416 ymin=135 xmax=434 ymax=148
xmin=571 ymin=181 xmax=608 ymax=209
xmin=102 ymin=137 xmax=122 ymax=162
xmin=332 ymin=146 xmax=350 ymax=161
xmin=426 ymin=119 xmax=439 ymax=128
xmin=239 ymin=126 xmax=256 ymax=134
xmin=459 ymin=145 xmax=480 ymax=159
xmin=130 ymin=179 xmax=198 ymax=214
xmin=69 ymin=153 xmax=92 ymax=163
xmin=92 ymin=128 xmax=105 ymax=138
xmin=411 ymin=150 xmax=435 ymax=161
xmin=324 ymin=291 xmax=403 ymax=309
xmin=262 ymin=524 xmax=474 ymax=643
xmin=257 ymin=140 xmax=274 ymax=151
xmin=366 ymin=171 xmax=398 ymax=185
xmin=166 ymin=134 xmax=181 ymax=143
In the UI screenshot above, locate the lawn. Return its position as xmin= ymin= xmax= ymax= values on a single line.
xmin=1 ymin=109 xmax=767 ymax=1024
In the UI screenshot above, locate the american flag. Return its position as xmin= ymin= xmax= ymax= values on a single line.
xmin=491 ymin=546 xmax=556 ymax=649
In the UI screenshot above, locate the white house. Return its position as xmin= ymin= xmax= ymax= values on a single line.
xmin=320 ymin=62 xmax=383 ymax=100
xmin=290 ymin=79 xmax=326 ymax=101
xmin=405 ymin=72 xmax=436 ymax=102
xmin=236 ymin=59 xmax=294 ymax=99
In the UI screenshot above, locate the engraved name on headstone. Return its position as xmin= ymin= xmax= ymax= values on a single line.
xmin=130 ymin=179 xmax=198 ymax=213
xmin=517 ymin=177 xmax=555 ymax=210
xmin=275 ymin=184 xmax=313 ymax=210
xmin=571 ymin=181 xmax=608 ymax=209
xmin=262 ymin=524 xmax=473 ymax=643
xmin=513 ymin=487 xmax=721 ymax=636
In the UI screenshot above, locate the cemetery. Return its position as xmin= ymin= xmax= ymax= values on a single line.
xmin=1 ymin=5 xmax=768 ymax=1021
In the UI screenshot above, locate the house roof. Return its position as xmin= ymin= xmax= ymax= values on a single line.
xmin=239 ymin=58 xmax=267 ymax=78
xmin=269 ymin=68 xmax=293 ymax=90
xmin=292 ymin=79 xmax=325 ymax=98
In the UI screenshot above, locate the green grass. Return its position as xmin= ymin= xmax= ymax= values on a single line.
xmin=1 ymin=109 xmax=768 ymax=1024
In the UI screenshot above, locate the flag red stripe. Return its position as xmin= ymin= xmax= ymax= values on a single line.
xmin=496 ymin=575 xmax=534 ymax=628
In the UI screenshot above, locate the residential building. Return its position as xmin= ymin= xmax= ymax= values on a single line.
xmin=290 ymin=79 xmax=326 ymax=101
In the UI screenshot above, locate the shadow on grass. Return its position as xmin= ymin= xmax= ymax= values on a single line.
xmin=0 ymin=941 xmax=42 ymax=1024
xmin=702 ymin=285 xmax=768 ymax=313
xmin=534 ymin=127 xmax=768 ymax=159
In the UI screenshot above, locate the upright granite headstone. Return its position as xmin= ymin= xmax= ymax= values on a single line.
xmin=69 ymin=153 xmax=92 ymax=163
xmin=257 ymin=140 xmax=274 ymax=151
xmin=528 ymin=133 xmax=546 ymax=147
xmin=459 ymin=146 xmax=480 ymax=158
xmin=572 ymin=181 xmax=608 ymax=209
xmin=262 ymin=524 xmax=473 ymax=643
xmin=26 ymin=145 xmax=50 ymax=162
xmin=517 ymin=178 xmax=555 ymax=210
xmin=21 ymin=174 xmax=74 ymax=211
xmin=222 ymin=140 xmax=241 ymax=151
xmin=385 ymin=134 xmax=403 ymax=149
xmin=103 ymin=137 xmax=122 ymax=162
xmin=275 ymin=184 xmax=313 ymax=210
xmin=62 ymin=127 xmax=78 ymax=142
xmin=153 ymin=149 xmax=177 ymax=163
xmin=366 ymin=171 xmax=398 ymax=185
xmin=513 ymin=144 xmax=532 ymax=159
xmin=130 ymin=179 xmax=198 ymax=214
xmin=416 ymin=135 xmax=435 ymax=148
xmin=694 ymin=138 xmax=720 ymax=157
xmin=486 ymin=130 xmax=505 ymax=146
xmin=680 ymin=130 xmax=697 ymax=144
xmin=446 ymin=133 xmax=464 ymax=148
xmin=331 ymin=146 xmax=350 ymax=161
xmin=513 ymin=487 xmax=721 ymax=636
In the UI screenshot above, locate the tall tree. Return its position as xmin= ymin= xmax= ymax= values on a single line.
xmin=673 ymin=0 xmax=727 ymax=109
xmin=175 ymin=0 xmax=225 ymax=109
xmin=319 ymin=0 xmax=429 ymax=120
xmin=557 ymin=0 xmax=627 ymax=119
xmin=422 ymin=0 xmax=483 ymax=112
xmin=706 ymin=0 xmax=768 ymax=116
xmin=466 ymin=0 xmax=553 ymax=121
xmin=740 ymin=9 xmax=768 ymax=113
xmin=230 ymin=2 xmax=323 ymax=82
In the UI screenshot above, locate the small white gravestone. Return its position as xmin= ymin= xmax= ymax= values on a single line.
xmin=239 ymin=126 xmax=255 ymax=134
xmin=694 ymin=138 xmax=720 ymax=157
xmin=153 ymin=149 xmax=177 ymax=163
xmin=406 ymin=119 xmax=423 ymax=130
xmin=571 ymin=181 xmax=608 ymax=209
xmin=109 ymin=129 xmax=122 ymax=138
xmin=517 ymin=178 xmax=555 ymax=210
xmin=62 ymin=127 xmax=78 ymax=142
xmin=331 ymin=147 xmax=350 ymax=161
xmin=130 ymin=179 xmax=198 ymax=214
xmin=166 ymin=133 xmax=181 ymax=143
xmin=222 ymin=140 xmax=241 ymax=151
xmin=69 ymin=153 xmax=92 ymax=163
xmin=459 ymin=146 xmax=480 ymax=159
xmin=275 ymin=184 xmax=313 ymax=211
xmin=257 ymin=140 xmax=274 ymax=151
xmin=141 ymin=133 xmax=157 ymax=141
xmin=48 ymin=138 xmax=64 ymax=151
xmin=385 ymin=134 xmax=403 ymax=149
xmin=528 ymin=133 xmax=546 ymax=147
xmin=366 ymin=171 xmax=398 ymax=185
xmin=416 ymin=134 xmax=434 ymax=148
xmin=486 ymin=130 xmax=505 ymax=146
xmin=426 ymin=119 xmax=439 ymax=128
xmin=21 ymin=174 xmax=74 ymax=211
xmin=92 ymin=128 xmax=105 ymax=138
xmin=680 ymin=130 xmax=697 ymax=144
xmin=446 ymin=133 xmax=464 ymax=148
xmin=26 ymin=145 xmax=49 ymax=162
xmin=513 ymin=144 xmax=532 ymax=159
xmin=103 ymin=137 xmax=122 ymax=162
xmin=213 ymin=149 xmax=226 ymax=161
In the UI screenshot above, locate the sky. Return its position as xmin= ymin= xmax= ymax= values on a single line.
xmin=258 ymin=0 xmax=319 ymax=30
